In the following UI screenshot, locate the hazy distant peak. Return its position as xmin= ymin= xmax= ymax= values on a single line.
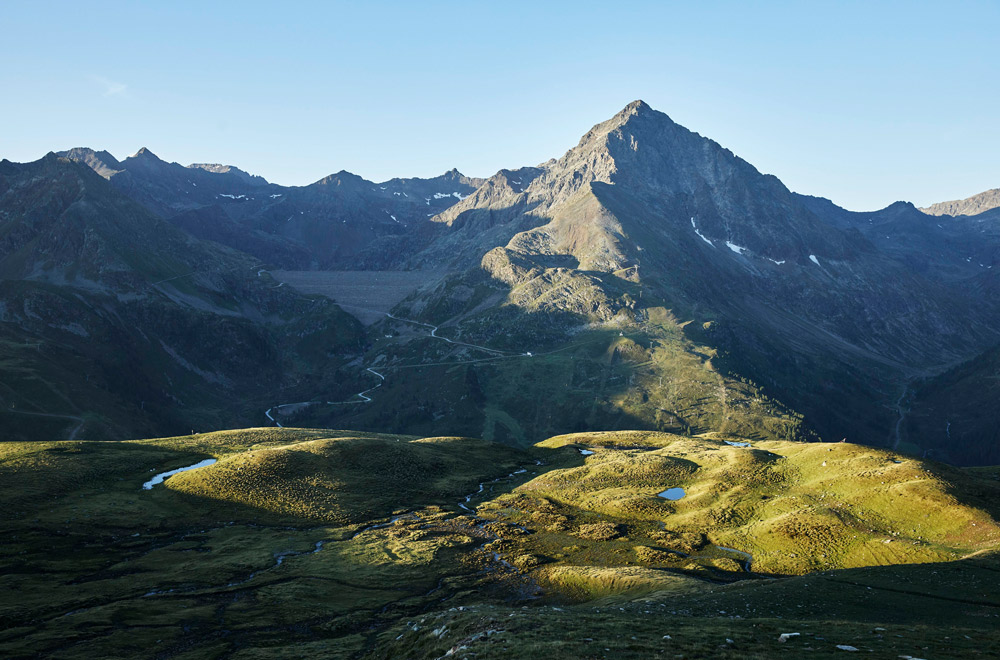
xmin=438 ymin=168 xmax=485 ymax=188
xmin=312 ymin=169 xmax=369 ymax=187
xmin=921 ymin=188 xmax=1000 ymax=217
xmin=58 ymin=147 xmax=120 ymax=167
xmin=188 ymin=163 xmax=268 ymax=186
xmin=55 ymin=147 xmax=122 ymax=179
xmin=188 ymin=163 xmax=234 ymax=174
xmin=131 ymin=147 xmax=160 ymax=160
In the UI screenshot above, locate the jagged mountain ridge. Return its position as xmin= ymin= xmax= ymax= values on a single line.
xmin=57 ymin=147 xmax=483 ymax=269
xmin=413 ymin=101 xmax=859 ymax=269
xmin=799 ymin=194 xmax=1000 ymax=283
xmin=921 ymin=187 xmax=1000 ymax=217
xmin=408 ymin=101 xmax=997 ymax=362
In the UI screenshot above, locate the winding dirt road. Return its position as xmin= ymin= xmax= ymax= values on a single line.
xmin=264 ymin=310 xmax=527 ymax=426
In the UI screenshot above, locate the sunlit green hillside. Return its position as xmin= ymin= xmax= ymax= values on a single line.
xmin=1 ymin=428 xmax=998 ymax=658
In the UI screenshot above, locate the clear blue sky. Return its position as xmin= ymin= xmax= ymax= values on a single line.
xmin=2 ymin=1 xmax=997 ymax=210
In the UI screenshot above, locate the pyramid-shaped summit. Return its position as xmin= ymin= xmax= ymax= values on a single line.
xmin=423 ymin=99 xmax=858 ymax=272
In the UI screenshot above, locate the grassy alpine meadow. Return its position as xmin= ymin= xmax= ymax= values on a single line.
xmin=484 ymin=432 xmax=1000 ymax=581
xmin=1 ymin=427 xmax=998 ymax=658
xmin=0 ymin=428 xmax=532 ymax=658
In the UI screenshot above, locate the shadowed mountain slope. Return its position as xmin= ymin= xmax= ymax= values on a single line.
xmin=351 ymin=101 xmax=999 ymax=456
xmin=0 ymin=155 xmax=363 ymax=440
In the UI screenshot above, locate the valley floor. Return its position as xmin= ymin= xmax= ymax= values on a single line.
xmin=272 ymin=270 xmax=447 ymax=325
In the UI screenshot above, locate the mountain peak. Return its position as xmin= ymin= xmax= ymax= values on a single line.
xmin=621 ymin=99 xmax=652 ymax=115
xmin=575 ymin=100 xmax=676 ymax=151
xmin=129 ymin=147 xmax=163 ymax=162
xmin=55 ymin=147 xmax=122 ymax=179
xmin=313 ymin=169 xmax=367 ymax=187
xmin=188 ymin=163 xmax=268 ymax=186
xmin=609 ymin=99 xmax=661 ymax=128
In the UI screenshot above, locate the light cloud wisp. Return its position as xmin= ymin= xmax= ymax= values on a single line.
xmin=90 ymin=75 xmax=128 ymax=98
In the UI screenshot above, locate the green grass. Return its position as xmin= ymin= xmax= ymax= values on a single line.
xmin=0 ymin=428 xmax=530 ymax=659
xmin=307 ymin=317 xmax=808 ymax=449
xmin=1 ymin=427 xmax=998 ymax=658
xmin=473 ymin=432 xmax=1000 ymax=583
xmin=364 ymin=575 xmax=1000 ymax=659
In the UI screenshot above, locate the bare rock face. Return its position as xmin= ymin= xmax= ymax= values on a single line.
xmin=921 ymin=188 xmax=1000 ymax=217
xmin=188 ymin=163 xmax=269 ymax=186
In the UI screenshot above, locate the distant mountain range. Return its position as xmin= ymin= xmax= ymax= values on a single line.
xmin=1 ymin=100 xmax=997 ymax=463
xmin=56 ymin=146 xmax=483 ymax=269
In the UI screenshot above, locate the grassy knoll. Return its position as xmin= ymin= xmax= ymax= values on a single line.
xmin=472 ymin=431 xmax=1000 ymax=594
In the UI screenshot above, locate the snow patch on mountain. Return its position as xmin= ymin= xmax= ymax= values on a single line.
xmin=690 ymin=217 xmax=714 ymax=247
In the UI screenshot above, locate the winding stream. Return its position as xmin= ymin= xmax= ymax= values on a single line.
xmin=891 ymin=382 xmax=911 ymax=451
xmin=717 ymin=546 xmax=753 ymax=572
xmin=142 ymin=459 xmax=218 ymax=490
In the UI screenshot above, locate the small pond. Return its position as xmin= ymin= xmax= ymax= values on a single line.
xmin=657 ymin=487 xmax=686 ymax=501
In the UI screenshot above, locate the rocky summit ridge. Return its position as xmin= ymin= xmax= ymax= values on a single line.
xmin=921 ymin=187 xmax=1000 ymax=217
